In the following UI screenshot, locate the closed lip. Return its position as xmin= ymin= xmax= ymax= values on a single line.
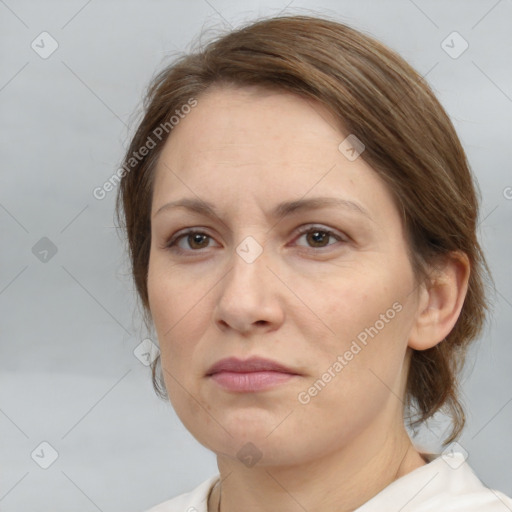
xmin=206 ymin=356 xmax=300 ymax=376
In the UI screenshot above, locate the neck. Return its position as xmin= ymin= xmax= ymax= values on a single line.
xmin=208 ymin=422 xmax=426 ymax=512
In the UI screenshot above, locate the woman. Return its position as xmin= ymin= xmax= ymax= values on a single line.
xmin=115 ymin=14 xmax=512 ymax=512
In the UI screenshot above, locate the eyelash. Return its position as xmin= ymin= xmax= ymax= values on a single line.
xmin=164 ymin=225 xmax=347 ymax=255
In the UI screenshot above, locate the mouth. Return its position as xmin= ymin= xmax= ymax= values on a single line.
xmin=206 ymin=356 xmax=301 ymax=393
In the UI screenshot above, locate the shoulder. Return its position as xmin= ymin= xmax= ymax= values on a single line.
xmin=419 ymin=452 xmax=512 ymax=511
xmin=143 ymin=475 xmax=220 ymax=512
xmin=357 ymin=452 xmax=512 ymax=512
xmin=416 ymin=487 xmax=512 ymax=512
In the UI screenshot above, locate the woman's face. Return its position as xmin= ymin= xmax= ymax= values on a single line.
xmin=148 ymin=85 xmax=423 ymax=466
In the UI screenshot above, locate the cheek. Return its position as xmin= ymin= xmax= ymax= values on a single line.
xmin=147 ymin=255 xmax=217 ymax=383
xmin=297 ymin=259 xmax=413 ymax=392
xmin=301 ymin=263 xmax=405 ymax=344
xmin=296 ymin=289 xmax=410 ymax=425
xmin=147 ymin=264 xmax=207 ymax=413
xmin=147 ymin=258 xmax=194 ymax=361
xmin=148 ymin=249 xmax=195 ymax=328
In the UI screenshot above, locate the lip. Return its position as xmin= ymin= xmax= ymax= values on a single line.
xmin=206 ymin=356 xmax=301 ymax=393
xmin=206 ymin=356 xmax=298 ymax=376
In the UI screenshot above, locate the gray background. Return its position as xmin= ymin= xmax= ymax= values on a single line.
xmin=1 ymin=0 xmax=511 ymax=510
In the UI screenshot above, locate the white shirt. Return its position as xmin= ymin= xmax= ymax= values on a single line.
xmin=144 ymin=452 xmax=512 ymax=511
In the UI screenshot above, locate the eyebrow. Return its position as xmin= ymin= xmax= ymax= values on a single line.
xmin=153 ymin=196 xmax=373 ymax=222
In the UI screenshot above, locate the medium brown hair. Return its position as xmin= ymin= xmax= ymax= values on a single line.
xmin=115 ymin=14 xmax=493 ymax=445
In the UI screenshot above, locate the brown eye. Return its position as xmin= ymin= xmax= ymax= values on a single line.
xmin=305 ymin=230 xmax=331 ymax=247
xmin=166 ymin=230 xmax=217 ymax=253
xmin=185 ymin=232 xmax=210 ymax=250
xmin=295 ymin=226 xmax=344 ymax=249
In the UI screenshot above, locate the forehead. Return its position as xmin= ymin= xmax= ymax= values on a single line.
xmin=162 ymin=84 xmax=344 ymax=161
xmin=152 ymin=85 xmax=401 ymax=230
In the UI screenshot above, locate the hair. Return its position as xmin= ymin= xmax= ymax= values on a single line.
xmin=115 ymin=14 xmax=493 ymax=445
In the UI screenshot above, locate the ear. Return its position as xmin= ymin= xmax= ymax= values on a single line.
xmin=408 ymin=251 xmax=470 ymax=351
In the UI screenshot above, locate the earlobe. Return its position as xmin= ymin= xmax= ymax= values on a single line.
xmin=408 ymin=251 xmax=470 ymax=351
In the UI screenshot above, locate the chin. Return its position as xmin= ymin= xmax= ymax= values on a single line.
xmin=193 ymin=420 xmax=300 ymax=465
xmin=208 ymin=436 xmax=304 ymax=467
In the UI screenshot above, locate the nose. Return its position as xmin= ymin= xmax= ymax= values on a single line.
xmin=213 ymin=242 xmax=285 ymax=335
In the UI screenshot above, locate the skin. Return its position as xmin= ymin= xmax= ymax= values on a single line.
xmin=147 ymin=84 xmax=470 ymax=512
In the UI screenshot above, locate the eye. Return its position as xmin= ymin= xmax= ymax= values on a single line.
xmin=164 ymin=225 xmax=347 ymax=255
xmin=293 ymin=225 xmax=346 ymax=249
xmin=165 ymin=229 xmax=217 ymax=254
